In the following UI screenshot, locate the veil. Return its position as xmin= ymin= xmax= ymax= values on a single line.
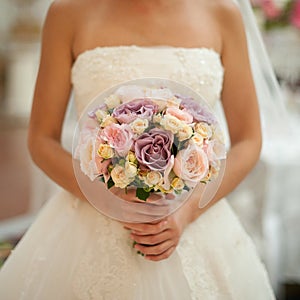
xmin=232 ymin=0 xmax=292 ymax=292
xmin=234 ymin=0 xmax=290 ymax=153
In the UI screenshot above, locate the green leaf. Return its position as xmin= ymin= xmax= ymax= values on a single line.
xmin=183 ymin=185 xmax=190 ymax=192
xmin=136 ymin=188 xmax=150 ymax=201
xmin=98 ymin=176 xmax=105 ymax=183
xmin=107 ymin=177 xmax=115 ymax=189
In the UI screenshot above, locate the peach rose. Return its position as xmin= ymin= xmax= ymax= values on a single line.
xmin=173 ymin=144 xmax=209 ymax=187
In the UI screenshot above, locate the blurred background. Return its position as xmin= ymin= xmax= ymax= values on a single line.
xmin=0 ymin=0 xmax=299 ymax=299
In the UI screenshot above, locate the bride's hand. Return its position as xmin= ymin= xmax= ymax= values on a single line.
xmin=123 ymin=205 xmax=191 ymax=261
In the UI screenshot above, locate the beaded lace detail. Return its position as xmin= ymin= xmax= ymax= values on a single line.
xmin=71 ymin=46 xmax=224 ymax=115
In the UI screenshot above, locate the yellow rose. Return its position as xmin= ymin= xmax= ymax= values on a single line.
xmin=97 ymin=144 xmax=114 ymax=159
xmin=101 ymin=115 xmax=118 ymax=128
xmin=126 ymin=151 xmax=137 ymax=164
xmin=170 ymin=177 xmax=185 ymax=191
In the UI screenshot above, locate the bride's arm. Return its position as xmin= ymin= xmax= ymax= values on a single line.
xmin=28 ymin=2 xmax=85 ymax=201
xmin=126 ymin=3 xmax=262 ymax=261
xmin=186 ymin=2 xmax=262 ymax=222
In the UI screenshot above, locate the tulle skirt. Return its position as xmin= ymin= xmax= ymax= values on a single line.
xmin=0 ymin=189 xmax=275 ymax=300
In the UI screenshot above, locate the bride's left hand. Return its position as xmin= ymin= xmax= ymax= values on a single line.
xmin=122 ymin=206 xmax=191 ymax=261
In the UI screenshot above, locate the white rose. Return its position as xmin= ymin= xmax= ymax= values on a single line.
xmin=105 ymin=94 xmax=121 ymax=109
xmin=130 ymin=118 xmax=149 ymax=134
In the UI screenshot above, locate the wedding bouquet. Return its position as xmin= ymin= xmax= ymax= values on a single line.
xmin=73 ymin=78 xmax=226 ymax=222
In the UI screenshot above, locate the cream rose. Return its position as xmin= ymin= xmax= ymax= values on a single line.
xmin=194 ymin=122 xmax=213 ymax=139
xmin=97 ymin=144 xmax=114 ymax=159
xmin=160 ymin=114 xmax=183 ymax=134
xmin=111 ymin=165 xmax=132 ymax=188
xmin=173 ymin=144 xmax=209 ymax=187
xmin=177 ymin=124 xmax=193 ymax=142
xmin=130 ymin=118 xmax=149 ymax=134
xmin=105 ymin=94 xmax=121 ymax=109
xmin=144 ymin=171 xmax=163 ymax=187
xmin=125 ymin=161 xmax=138 ymax=178
xmin=95 ymin=109 xmax=108 ymax=123
xmin=191 ymin=133 xmax=204 ymax=147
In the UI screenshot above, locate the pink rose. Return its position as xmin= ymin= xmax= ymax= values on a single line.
xmin=173 ymin=144 xmax=209 ymax=187
xmin=101 ymin=123 xmax=133 ymax=157
xmin=166 ymin=107 xmax=193 ymax=123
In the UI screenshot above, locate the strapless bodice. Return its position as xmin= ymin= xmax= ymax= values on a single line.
xmin=71 ymin=46 xmax=224 ymax=115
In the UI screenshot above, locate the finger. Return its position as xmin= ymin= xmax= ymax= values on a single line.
xmin=131 ymin=230 xmax=170 ymax=246
xmin=122 ymin=219 xmax=168 ymax=235
xmin=134 ymin=239 xmax=174 ymax=256
xmin=145 ymin=246 xmax=176 ymax=262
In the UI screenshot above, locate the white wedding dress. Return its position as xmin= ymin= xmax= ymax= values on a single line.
xmin=0 ymin=46 xmax=275 ymax=300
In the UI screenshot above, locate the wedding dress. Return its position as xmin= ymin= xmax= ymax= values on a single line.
xmin=0 ymin=46 xmax=275 ymax=300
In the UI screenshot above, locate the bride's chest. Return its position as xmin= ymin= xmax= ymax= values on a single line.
xmin=71 ymin=47 xmax=224 ymax=114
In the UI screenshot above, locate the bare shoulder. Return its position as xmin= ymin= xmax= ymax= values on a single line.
xmin=209 ymin=0 xmax=244 ymax=29
xmin=206 ymin=0 xmax=247 ymax=53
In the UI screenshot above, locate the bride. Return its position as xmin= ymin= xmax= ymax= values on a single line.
xmin=0 ymin=0 xmax=276 ymax=299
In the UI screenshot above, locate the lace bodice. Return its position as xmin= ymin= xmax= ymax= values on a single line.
xmin=71 ymin=46 xmax=224 ymax=115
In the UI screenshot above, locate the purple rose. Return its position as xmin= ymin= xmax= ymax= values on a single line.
xmin=112 ymin=99 xmax=158 ymax=124
xmin=179 ymin=97 xmax=216 ymax=124
xmin=134 ymin=128 xmax=173 ymax=172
